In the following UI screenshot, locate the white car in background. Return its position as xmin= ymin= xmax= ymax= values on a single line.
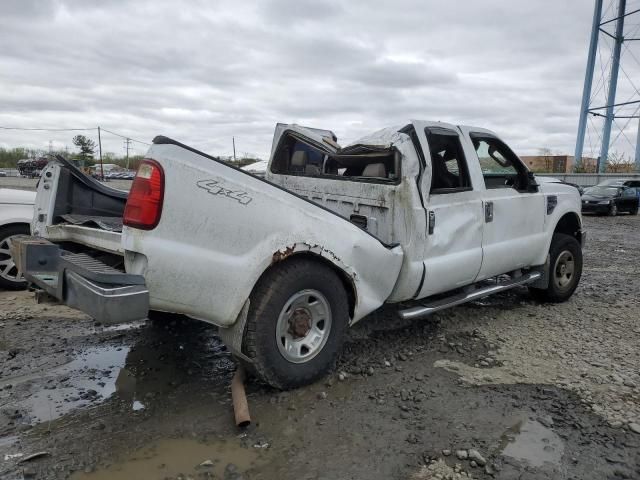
xmin=0 ymin=188 xmax=35 ymax=289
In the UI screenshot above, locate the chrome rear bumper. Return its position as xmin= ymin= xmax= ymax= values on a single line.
xmin=11 ymin=237 xmax=148 ymax=324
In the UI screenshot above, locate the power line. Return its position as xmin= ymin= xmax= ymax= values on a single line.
xmin=99 ymin=128 xmax=151 ymax=145
xmin=0 ymin=125 xmax=152 ymax=146
xmin=0 ymin=126 xmax=96 ymax=132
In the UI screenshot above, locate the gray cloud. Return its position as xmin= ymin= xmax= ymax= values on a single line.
xmin=1 ymin=0 xmax=637 ymax=159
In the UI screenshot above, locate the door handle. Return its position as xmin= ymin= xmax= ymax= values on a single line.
xmin=485 ymin=201 xmax=494 ymax=223
xmin=428 ymin=210 xmax=436 ymax=235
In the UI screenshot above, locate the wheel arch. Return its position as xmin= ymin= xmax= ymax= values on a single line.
xmin=0 ymin=220 xmax=31 ymax=230
xmin=257 ymin=248 xmax=357 ymax=320
xmin=553 ymin=212 xmax=583 ymax=244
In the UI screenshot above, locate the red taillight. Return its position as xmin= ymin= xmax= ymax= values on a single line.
xmin=123 ymin=159 xmax=164 ymax=230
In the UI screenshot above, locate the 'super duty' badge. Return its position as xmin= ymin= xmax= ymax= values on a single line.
xmin=197 ymin=179 xmax=253 ymax=205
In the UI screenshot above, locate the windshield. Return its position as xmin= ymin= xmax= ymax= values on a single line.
xmin=584 ymin=186 xmax=619 ymax=196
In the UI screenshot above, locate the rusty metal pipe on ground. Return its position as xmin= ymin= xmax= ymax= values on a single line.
xmin=231 ymin=365 xmax=251 ymax=428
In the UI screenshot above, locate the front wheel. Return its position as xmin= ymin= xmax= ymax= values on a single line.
xmin=242 ymin=258 xmax=349 ymax=389
xmin=608 ymin=203 xmax=618 ymax=216
xmin=0 ymin=224 xmax=30 ymax=290
xmin=529 ymin=233 xmax=583 ymax=303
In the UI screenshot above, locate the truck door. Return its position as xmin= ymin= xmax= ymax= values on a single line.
xmin=411 ymin=121 xmax=484 ymax=298
xmin=460 ymin=128 xmax=545 ymax=280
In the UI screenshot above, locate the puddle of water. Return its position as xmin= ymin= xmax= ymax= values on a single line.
xmin=4 ymin=320 xmax=234 ymax=426
xmin=0 ymin=435 xmax=19 ymax=450
xmin=70 ymin=437 xmax=269 ymax=480
xmin=19 ymin=345 xmax=130 ymax=424
xmin=501 ymin=419 xmax=564 ymax=467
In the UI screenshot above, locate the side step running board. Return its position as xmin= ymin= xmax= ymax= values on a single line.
xmin=398 ymin=271 xmax=542 ymax=320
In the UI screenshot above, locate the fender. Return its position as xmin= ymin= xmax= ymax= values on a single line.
xmin=533 ymin=200 xmax=583 ymax=267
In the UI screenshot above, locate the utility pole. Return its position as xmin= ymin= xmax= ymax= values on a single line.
xmin=124 ymin=138 xmax=132 ymax=169
xmin=635 ymin=119 xmax=640 ymax=171
xmin=98 ymin=126 xmax=104 ymax=180
xmin=48 ymin=140 xmax=53 ymax=153
xmin=575 ymin=0 xmax=603 ymax=170
xmin=232 ymin=136 xmax=237 ymax=163
xmin=599 ymin=0 xmax=627 ymax=173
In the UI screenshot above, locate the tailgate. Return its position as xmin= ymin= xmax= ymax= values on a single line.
xmin=17 ymin=157 xmax=146 ymax=324
xmin=33 ymin=156 xmax=127 ymax=255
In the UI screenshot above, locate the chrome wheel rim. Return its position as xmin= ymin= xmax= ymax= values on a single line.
xmin=276 ymin=289 xmax=332 ymax=364
xmin=0 ymin=234 xmax=23 ymax=284
xmin=553 ymin=250 xmax=575 ymax=290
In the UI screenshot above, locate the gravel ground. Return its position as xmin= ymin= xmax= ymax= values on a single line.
xmin=0 ymin=214 xmax=639 ymax=480
xmin=435 ymin=213 xmax=640 ymax=429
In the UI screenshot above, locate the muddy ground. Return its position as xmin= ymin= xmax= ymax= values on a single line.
xmin=1 ymin=214 xmax=639 ymax=480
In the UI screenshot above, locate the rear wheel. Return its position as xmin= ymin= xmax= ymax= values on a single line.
xmin=0 ymin=224 xmax=30 ymax=290
xmin=630 ymin=204 xmax=638 ymax=215
xmin=242 ymin=258 xmax=349 ymax=390
xmin=529 ymin=233 xmax=582 ymax=303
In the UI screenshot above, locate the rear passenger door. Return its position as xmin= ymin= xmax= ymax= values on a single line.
xmin=412 ymin=121 xmax=484 ymax=298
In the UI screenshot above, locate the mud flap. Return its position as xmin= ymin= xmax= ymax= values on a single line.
xmin=217 ymin=299 xmax=253 ymax=363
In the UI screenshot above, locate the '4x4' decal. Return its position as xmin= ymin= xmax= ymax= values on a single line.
xmin=197 ymin=179 xmax=253 ymax=205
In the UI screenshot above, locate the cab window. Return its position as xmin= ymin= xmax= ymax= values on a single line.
xmin=425 ymin=129 xmax=472 ymax=194
xmin=270 ymin=134 xmax=400 ymax=183
xmin=471 ymin=135 xmax=532 ymax=192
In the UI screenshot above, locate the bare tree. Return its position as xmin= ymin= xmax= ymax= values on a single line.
xmin=605 ymin=151 xmax=634 ymax=173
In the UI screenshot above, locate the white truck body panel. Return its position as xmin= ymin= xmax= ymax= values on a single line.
xmin=0 ymin=189 xmax=35 ymax=228
xmin=122 ymin=141 xmax=404 ymax=326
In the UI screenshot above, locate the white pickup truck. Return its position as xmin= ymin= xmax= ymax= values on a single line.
xmin=14 ymin=121 xmax=584 ymax=388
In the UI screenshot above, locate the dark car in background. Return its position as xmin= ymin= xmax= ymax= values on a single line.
xmin=581 ymin=185 xmax=639 ymax=216
xmin=596 ymin=178 xmax=640 ymax=197
xmin=597 ymin=178 xmax=640 ymax=187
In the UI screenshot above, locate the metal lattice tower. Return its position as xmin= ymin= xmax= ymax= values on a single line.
xmin=575 ymin=0 xmax=640 ymax=172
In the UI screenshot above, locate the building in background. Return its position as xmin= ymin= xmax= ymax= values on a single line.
xmin=520 ymin=155 xmax=598 ymax=173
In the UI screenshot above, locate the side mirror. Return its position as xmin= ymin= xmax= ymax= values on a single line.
xmin=527 ymin=172 xmax=539 ymax=193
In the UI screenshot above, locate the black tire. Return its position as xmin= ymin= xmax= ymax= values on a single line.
xmin=529 ymin=233 xmax=582 ymax=303
xmin=0 ymin=224 xmax=30 ymax=290
xmin=242 ymin=258 xmax=349 ymax=390
xmin=608 ymin=203 xmax=618 ymax=216
xmin=630 ymin=204 xmax=639 ymax=215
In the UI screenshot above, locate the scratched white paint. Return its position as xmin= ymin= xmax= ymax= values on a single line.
xmin=121 ymin=141 xmax=404 ymax=326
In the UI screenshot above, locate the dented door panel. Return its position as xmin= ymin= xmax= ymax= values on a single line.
xmin=411 ymin=121 xmax=485 ymax=298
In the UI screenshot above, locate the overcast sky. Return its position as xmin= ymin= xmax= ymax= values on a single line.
xmin=1 ymin=0 xmax=639 ymax=160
